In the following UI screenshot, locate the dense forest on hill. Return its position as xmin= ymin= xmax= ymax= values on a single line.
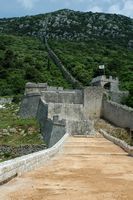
xmin=0 ymin=9 xmax=132 ymax=107
xmin=49 ymin=39 xmax=133 ymax=107
xmin=0 ymin=34 xmax=71 ymax=96
xmin=49 ymin=39 xmax=133 ymax=89
xmin=0 ymin=34 xmax=132 ymax=106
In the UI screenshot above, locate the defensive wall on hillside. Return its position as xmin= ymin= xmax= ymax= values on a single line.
xmin=45 ymin=39 xmax=83 ymax=89
xmin=102 ymin=99 xmax=133 ymax=129
xmin=91 ymin=75 xmax=119 ymax=91
xmin=19 ymin=81 xmax=133 ymax=145
xmin=19 ymin=83 xmax=104 ymax=146
xmin=91 ymin=76 xmax=132 ymax=129
xmin=1 ymin=81 xmax=133 ymax=185
xmin=91 ymin=75 xmax=129 ymax=103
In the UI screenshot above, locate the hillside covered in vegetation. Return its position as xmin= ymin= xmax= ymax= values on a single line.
xmin=0 ymin=9 xmax=132 ymax=106
xmin=0 ymin=34 xmax=71 ymax=96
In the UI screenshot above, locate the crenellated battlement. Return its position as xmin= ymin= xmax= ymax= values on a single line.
xmin=91 ymin=75 xmax=119 ymax=91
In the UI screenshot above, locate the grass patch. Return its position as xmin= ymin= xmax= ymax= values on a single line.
xmin=95 ymin=119 xmax=133 ymax=146
xmin=0 ymin=103 xmax=44 ymax=146
xmin=0 ymin=102 xmax=45 ymax=161
xmin=0 ymin=131 xmax=43 ymax=146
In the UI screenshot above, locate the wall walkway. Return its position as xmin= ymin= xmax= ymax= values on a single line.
xmin=0 ymin=136 xmax=133 ymax=200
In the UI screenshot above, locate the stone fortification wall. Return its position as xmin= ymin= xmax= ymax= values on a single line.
xmin=0 ymin=133 xmax=69 ymax=185
xmin=25 ymin=83 xmax=83 ymax=104
xmin=36 ymin=98 xmax=48 ymax=124
xmin=100 ymin=129 xmax=133 ymax=156
xmin=41 ymin=89 xmax=83 ymax=104
xmin=48 ymin=103 xmax=84 ymax=121
xmin=45 ymin=39 xmax=83 ymax=89
xmin=109 ymin=91 xmax=129 ymax=104
xmin=37 ymin=98 xmax=66 ymax=147
xmin=91 ymin=75 xmax=119 ymax=91
xmin=25 ymin=82 xmax=48 ymax=94
xmin=66 ymin=120 xmax=94 ymax=135
xmin=19 ymin=93 xmax=41 ymax=118
xmin=21 ymin=84 xmax=105 ymax=119
xmin=102 ymin=99 xmax=133 ymax=129
xmin=19 ymin=84 xmax=105 ymax=136
xmin=84 ymin=87 xmax=105 ymax=118
xmin=19 ymin=84 xmax=108 ymax=140
xmin=19 ymin=96 xmax=67 ymax=147
xmin=25 ymin=82 xmax=67 ymax=95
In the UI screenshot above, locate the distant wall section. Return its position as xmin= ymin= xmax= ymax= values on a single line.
xmin=41 ymin=89 xmax=83 ymax=104
xmin=45 ymin=39 xmax=83 ymax=89
xmin=102 ymin=99 xmax=133 ymax=129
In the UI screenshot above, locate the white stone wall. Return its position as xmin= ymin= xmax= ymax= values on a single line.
xmin=48 ymin=103 xmax=84 ymax=121
xmin=84 ymin=87 xmax=105 ymax=119
xmin=0 ymin=133 xmax=69 ymax=184
xmin=41 ymin=90 xmax=83 ymax=104
xmin=100 ymin=129 xmax=133 ymax=156
xmin=66 ymin=120 xmax=94 ymax=135
xmin=102 ymin=100 xmax=133 ymax=129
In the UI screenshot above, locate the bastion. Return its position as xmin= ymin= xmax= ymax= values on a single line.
xmin=19 ymin=77 xmax=133 ymax=148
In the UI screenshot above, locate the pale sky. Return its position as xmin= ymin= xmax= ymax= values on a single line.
xmin=0 ymin=0 xmax=133 ymax=18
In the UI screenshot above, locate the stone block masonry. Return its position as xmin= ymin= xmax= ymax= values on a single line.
xmin=66 ymin=120 xmax=94 ymax=135
xmin=48 ymin=103 xmax=84 ymax=121
xmin=102 ymin=99 xmax=133 ymax=129
xmin=1 ymin=81 xmax=133 ymax=184
xmin=20 ymin=82 xmax=133 ymax=138
xmin=84 ymin=87 xmax=105 ymax=119
xmin=19 ymin=93 xmax=41 ymax=118
xmin=100 ymin=129 xmax=133 ymax=156
xmin=37 ymin=98 xmax=66 ymax=147
xmin=41 ymin=89 xmax=83 ymax=104
xmin=19 ymin=83 xmax=105 ymax=141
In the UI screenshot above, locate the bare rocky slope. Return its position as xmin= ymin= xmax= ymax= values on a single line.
xmin=0 ymin=9 xmax=133 ymax=47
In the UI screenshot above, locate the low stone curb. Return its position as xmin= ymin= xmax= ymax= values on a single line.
xmin=0 ymin=133 xmax=69 ymax=185
xmin=100 ymin=129 xmax=133 ymax=157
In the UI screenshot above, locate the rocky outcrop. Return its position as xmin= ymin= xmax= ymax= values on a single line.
xmin=0 ymin=9 xmax=132 ymax=44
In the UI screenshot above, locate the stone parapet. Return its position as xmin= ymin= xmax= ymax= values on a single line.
xmin=102 ymin=99 xmax=133 ymax=129
xmin=0 ymin=133 xmax=69 ymax=185
xmin=100 ymin=129 xmax=133 ymax=156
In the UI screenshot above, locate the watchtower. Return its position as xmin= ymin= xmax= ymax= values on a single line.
xmin=91 ymin=75 xmax=119 ymax=92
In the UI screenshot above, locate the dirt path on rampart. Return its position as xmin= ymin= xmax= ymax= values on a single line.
xmin=0 ymin=135 xmax=133 ymax=200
